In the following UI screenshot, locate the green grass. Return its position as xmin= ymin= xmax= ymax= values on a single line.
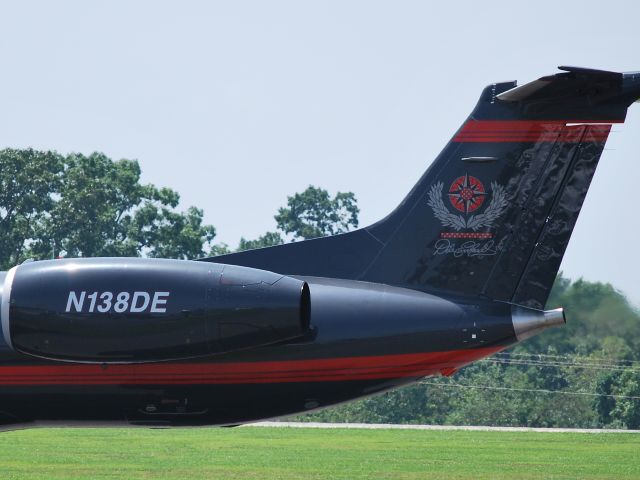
xmin=0 ymin=427 xmax=637 ymax=479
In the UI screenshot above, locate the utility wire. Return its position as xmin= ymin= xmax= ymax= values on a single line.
xmin=481 ymin=357 xmax=640 ymax=373
xmin=420 ymin=380 xmax=640 ymax=401
xmin=493 ymin=351 xmax=640 ymax=367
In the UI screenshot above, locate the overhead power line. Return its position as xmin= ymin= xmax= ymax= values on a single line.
xmin=420 ymin=380 xmax=640 ymax=401
xmin=493 ymin=351 xmax=640 ymax=367
xmin=481 ymin=357 xmax=640 ymax=373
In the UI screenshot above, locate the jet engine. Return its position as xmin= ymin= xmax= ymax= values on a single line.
xmin=0 ymin=258 xmax=310 ymax=363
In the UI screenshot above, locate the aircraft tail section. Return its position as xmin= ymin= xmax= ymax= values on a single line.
xmin=483 ymin=123 xmax=611 ymax=307
xmin=203 ymin=67 xmax=640 ymax=308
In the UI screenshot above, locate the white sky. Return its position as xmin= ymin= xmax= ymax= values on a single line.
xmin=1 ymin=1 xmax=639 ymax=301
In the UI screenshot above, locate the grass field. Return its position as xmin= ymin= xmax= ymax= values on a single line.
xmin=0 ymin=426 xmax=637 ymax=479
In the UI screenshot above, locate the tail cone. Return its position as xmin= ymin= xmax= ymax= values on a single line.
xmin=511 ymin=305 xmax=566 ymax=342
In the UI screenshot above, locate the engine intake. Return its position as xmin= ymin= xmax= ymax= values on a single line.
xmin=0 ymin=258 xmax=310 ymax=363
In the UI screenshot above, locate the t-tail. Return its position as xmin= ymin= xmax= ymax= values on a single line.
xmin=204 ymin=67 xmax=640 ymax=311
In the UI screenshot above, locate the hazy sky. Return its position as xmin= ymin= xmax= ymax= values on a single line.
xmin=1 ymin=1 xmax=639 ymax=301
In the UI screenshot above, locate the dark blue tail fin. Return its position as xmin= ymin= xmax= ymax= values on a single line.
xmin=202 ymin=67 xmax=640 ymax=309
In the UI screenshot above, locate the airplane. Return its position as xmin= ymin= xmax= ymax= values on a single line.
xmin=0 ymin=66 xmax=638 ymax=428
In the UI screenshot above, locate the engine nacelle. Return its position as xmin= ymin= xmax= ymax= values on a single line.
xmin=0 ymin=258 xmax=310 ymax=363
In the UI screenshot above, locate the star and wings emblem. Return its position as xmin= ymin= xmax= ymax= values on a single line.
xmin=427 ymin=174 xmax=509 ymax=232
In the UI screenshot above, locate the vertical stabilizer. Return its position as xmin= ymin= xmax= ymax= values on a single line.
xmin=203 ymin=67 xmax=640 ymax=308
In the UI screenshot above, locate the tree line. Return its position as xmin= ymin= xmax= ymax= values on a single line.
xmin=0 ymin=148 xmax=358 ymax=269
xmin=2 ymin=148 xmax=639 ymax=428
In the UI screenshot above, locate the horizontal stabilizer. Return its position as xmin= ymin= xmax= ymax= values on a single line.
xmin=496 ymin=66 xmax=640 ymax=121
xmin=557 ymin=66 xmax=621 ymax=77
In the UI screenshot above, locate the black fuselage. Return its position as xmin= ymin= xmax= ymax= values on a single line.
xmin=0 ymin=277 xmax=514 ymax=428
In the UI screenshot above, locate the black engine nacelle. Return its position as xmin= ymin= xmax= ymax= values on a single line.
xmin=0 ymin=258 xmax=310 ymax=363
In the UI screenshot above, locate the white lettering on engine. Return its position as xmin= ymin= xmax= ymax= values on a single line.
xmin=130 ymin=292 xmax=150 ymax=313
xmin=151 ymin=292 xmax=170 ymax=313
xmin=66 ymin=291 xmax=86 ymax=312
xmin=64 ymin=291 xmax=170 ymax=313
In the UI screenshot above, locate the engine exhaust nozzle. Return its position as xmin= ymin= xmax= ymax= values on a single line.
xmin=511 ymin=305 xmax=566 ymax=342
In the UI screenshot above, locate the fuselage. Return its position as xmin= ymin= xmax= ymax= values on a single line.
xmin=0 ymin=276 xmax=518 ymax=428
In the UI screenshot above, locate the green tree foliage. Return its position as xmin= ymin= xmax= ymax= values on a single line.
xmin=232 ymin=186 xmax=359 ymax=252
xmin=610 ymin=371 xmax=640 ymax=428
xmin=209 ymin=243 xmax=232 ymax=256
xmin=0 ymin=149 xmax=63 ymax=268
xmin=1 ymin=149 xmax=217 ymax=268
xmin=528 ymin=276 xmax=640 ymax=356
xmin=237 ymin=232 xmax=284 ymax=252
xmin=274 ymin=186 xmax=359 ymax=240
xmin=594 ymin=369 xmax=640 ymax=429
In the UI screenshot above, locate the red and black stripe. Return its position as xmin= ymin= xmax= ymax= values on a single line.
xmin=454 ymin=120 xmax=615 ymax=143
xmin=0 ymin=347 xmax=502 ymax=386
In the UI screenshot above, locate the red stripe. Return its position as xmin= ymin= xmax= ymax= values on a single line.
xmin=454 ymin=120 xmax=613 ymax=143
xmin=0 ymin=347 xmax=502 ymax=385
